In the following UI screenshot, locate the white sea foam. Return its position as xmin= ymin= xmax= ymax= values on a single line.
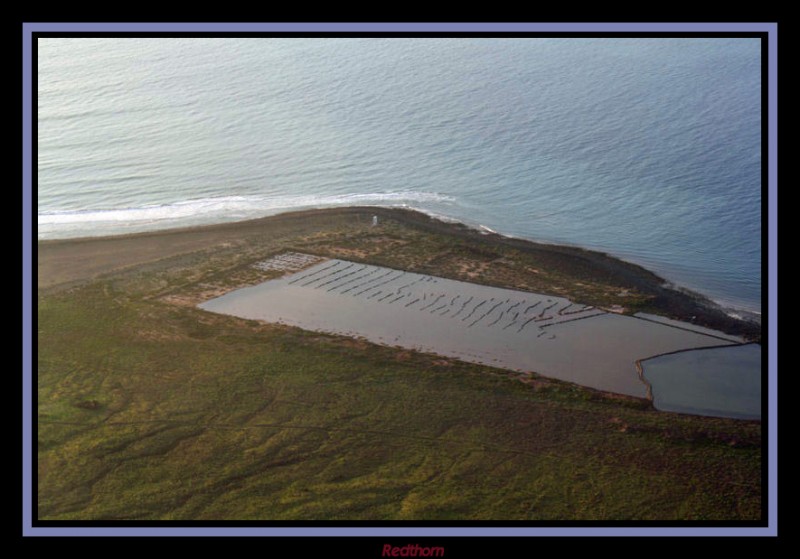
xmin=37 ymin=191 xmax=456 ymax=231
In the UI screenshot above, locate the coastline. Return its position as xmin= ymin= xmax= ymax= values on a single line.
xmin=37 ymin=206 xmax=760 ymax=340
xmin=36 ymin=204 xmax=763 ymax=520
xmin=37 ymin=203 xmax=762 ymax=318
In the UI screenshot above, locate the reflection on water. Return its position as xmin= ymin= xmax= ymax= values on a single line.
xmin=199 ymin=258 xmax=745 ymax=406
xmin=642 ymin=344 xmax=761 ymax=419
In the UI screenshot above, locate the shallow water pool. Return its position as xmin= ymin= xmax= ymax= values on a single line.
xmin=641 ymin=344 xmax=761 ymax=419
xmin=199 ymin=257 xmax=746 ymax=406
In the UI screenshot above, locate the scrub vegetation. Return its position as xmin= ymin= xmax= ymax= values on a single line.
xmin=37 ymin=208 xmax=761 ymax=520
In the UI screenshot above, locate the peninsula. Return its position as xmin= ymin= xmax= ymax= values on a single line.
xmin=37 ymin=207 xmax=762 ymax=520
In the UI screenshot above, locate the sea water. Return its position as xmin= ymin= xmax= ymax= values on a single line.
xmin=37 ymin=38 xmax=762 ymax=313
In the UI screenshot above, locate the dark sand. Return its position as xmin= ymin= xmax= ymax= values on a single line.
xmin=200 ymin=258 xmax=741 ymax=399
xmin=37 ymin=208 xmax=370 ymax=289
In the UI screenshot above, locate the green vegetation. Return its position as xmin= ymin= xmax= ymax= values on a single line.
xmin=37 ymin=210 xmax=761 ymax=520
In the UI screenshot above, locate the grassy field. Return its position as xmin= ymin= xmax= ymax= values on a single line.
xmin=37 ymin=209 xmax=762 ymax=520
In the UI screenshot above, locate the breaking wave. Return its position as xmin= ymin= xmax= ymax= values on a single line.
xmin=37 ymin=191 xmax=457 ymax=237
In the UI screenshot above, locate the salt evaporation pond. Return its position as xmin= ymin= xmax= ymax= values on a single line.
xmin=198 ymin=256 xmax=757 ymax=414
xmin=641 ymin=344 xmax=761 ymax=419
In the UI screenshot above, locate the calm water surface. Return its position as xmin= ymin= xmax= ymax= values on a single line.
xmin=38 ymin=38 xmax=762 ymax=313
xmin=642 ymin=344 xmax=761 ymax=419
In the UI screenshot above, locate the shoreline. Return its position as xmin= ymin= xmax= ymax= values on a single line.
xmin=37 ymin=206 xmax=761 ymax=340
xmin=37 ymin=204 xmax=762 ymax=317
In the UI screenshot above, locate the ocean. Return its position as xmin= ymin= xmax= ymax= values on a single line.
xmin=36 ymin=37 xmax=762 ymax=314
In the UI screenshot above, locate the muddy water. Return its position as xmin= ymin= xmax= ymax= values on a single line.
xmin=642 ymin=344 xmax=761 ymax=419
xmin=199 ymin=259 xmax=740 ymax=401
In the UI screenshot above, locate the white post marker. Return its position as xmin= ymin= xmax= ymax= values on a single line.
xmin=372 ymin=215 xmax=378 ymax=226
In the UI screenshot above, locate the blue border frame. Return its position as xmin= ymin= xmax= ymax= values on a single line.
xmin=23 ymin=21 xmax=777 ymax=537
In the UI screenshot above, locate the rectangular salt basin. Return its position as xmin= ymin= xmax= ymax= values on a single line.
xmin=633 ymin=312 xmax=745 ymax=343
xmin=198 ymin=258 xmax=737 ymax=398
